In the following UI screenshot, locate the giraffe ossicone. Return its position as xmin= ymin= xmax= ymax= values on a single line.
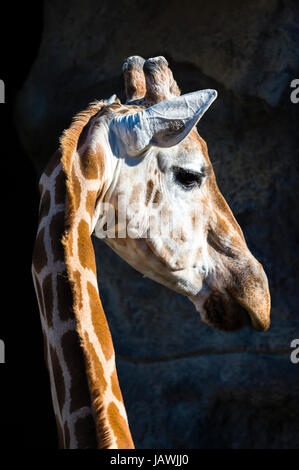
xmin=32 ymin=55 xmax=271 ymax=449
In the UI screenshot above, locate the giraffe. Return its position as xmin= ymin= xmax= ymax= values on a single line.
xmin=32 ymin=55 xmax=271 ymax=449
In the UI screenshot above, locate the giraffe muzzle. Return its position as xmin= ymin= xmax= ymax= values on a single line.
xmin=191 ymin=261 xmax=271 ymax=332
xmin=227 ymin=261 xmax=271 ymax=332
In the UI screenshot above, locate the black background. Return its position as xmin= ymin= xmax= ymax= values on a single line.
xmin=0 ymin=2 xmax=57 ymax=449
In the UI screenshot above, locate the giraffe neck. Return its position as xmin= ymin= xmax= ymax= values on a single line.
xmin=32 ymin=135 xmax=133 ymax=447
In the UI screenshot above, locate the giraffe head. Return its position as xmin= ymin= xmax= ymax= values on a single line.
xmin=79 ymin=56 xmax=271 ymax=333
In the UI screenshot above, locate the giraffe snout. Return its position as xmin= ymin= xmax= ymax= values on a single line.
xmin=225 ymin=258 xmax=271 ymax=332
xmin=232 ymin=262 xmax=271 ymax=332
xmin=191 ymin=258 xmax=271 ymax=332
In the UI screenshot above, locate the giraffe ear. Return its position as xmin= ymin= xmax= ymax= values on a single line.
xmin=110 ymin=89 xmax=217 ymax=156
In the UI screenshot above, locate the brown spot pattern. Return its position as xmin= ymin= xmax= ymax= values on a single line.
xmin=56 ymin=271 xmax=74 ymax=321
xmin=42 ymin=273 xmax=53 ymax=327
xmin=79 ymin=147 xmax=100 ymax=180
xmin=87 ymin=282 xmax=113 ymax=361
xmin=77 ymin=219 xmax=97 ymax=273
xmin=74 ymin=415 xmax=97 ymax=449
xmin=85 ymin=334 xmax=108 ymax=392
xmin=55 ymin=170 xmax=66 ymax=205
xmin=153 ymin=189 xmax=161 ymax=205
xmin=86 ymin=190 xmax=97 ymax=219
xmin=49 ymin=345 xmax=66 ymax=411
xmin=110 ymin=369 xmax=123 ymax=403
xmin=32 ymin=228 xmax=47 ymax=273
xmin=107 ymin=402 xmax=134 ymax=449
xmin=61 ymin=330 xmax=92 ymax=413
xmin=50 ymin=211 xmax=65 ymax=262
xmin=145 ymin=179 xmax=154 ymax=206
xmin=38 ymin=190 xmax=51 ymax=223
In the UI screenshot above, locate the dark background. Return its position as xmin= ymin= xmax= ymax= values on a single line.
xmin=0 ymin=2 xmax=57 ymax=448
xmin=1 ymin=0 xmax=299 ymax=450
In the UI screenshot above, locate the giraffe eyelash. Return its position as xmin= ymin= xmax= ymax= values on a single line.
xmin=172 ymin=166 xmax=206 ymax=190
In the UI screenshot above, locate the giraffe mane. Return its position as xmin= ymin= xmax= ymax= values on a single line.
xmin=59 ymin=100 xmax=105 ymax=188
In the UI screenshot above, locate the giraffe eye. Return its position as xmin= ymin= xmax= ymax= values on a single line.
xmin=172 ymin=166 xmax=204 ymax=190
